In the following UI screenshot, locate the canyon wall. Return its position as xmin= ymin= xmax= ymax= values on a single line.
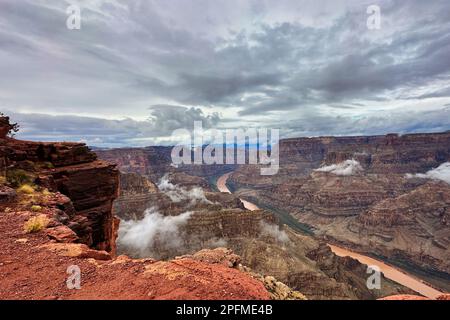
xmin=228 ymin=132 xmax=450 ymax=290
xmin=1 ymin=118 xmax=119 ymax=252
xmin=96 ymin=146 xmax=236 ymax=182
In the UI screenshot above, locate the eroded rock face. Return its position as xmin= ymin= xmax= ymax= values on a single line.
xmin=96 ymin=147 xmax=173 ymax=181
xmin=96 ymin=146 xmax=236 ymax=181
xmin=46 ymin=161 xmax=119 ymax=251
xmin=179 ymin=247 xmax=306 ymax=300
xmin=227 ymin=131 xmax=450 ymax=290
xmin=94 ymin=131 xmax=450 ymax=298
xmin=279 ymin=132 xmax=450 ymax=175
xmin=119 ymin=172 xmax=158 ymax=196
xmin=352 ymin=182 xmax=450 ymax=274
xmin=0 ymin=131 xmax=119 ymax=252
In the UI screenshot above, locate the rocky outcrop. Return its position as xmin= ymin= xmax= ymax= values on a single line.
xmin=0 ymin=186 xmax=16 ymax=203
xmin=45 ymin=161 xmax=119 ymax=252
xmin=119 ymin=172 xmax=158 ymax=196
xmin=351 ymin=181 xmax=450 ymax=275
xmin=1 ymin=117 xmax=118 ymax=252
xmin=179 ymin=248 xmax=306 ymax=300
xmin=280 ymin=132 xmax=450 ymax=174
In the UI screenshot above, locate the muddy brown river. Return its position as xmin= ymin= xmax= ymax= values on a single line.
xmin=216 ymin=172 xmax=443 ymax=299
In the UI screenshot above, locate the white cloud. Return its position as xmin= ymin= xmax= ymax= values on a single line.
xmin=118 ymin=207 xmax=192 ymax=258
xmin=259 ymin=221 xmax=289 ymax=243
xmin=315 ymin=159 xmax=363 ymax=176
xmin=406 ymin=162 xmax=450 ymax=185
xmin=157 ymin=174 xmax=212 ymax=205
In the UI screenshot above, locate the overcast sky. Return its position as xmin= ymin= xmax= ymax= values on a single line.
xmin=1 ymin=0 xmax=450 ymax=147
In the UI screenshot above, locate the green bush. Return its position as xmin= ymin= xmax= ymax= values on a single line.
xmin=0 ymin=112 xmax=20 ymax=137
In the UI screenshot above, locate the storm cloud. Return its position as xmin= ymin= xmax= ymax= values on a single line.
xmin=1 ymin=0 xmax=449 ymax=146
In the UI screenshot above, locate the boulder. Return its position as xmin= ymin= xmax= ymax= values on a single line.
xmin=0 ymin=186 xmax=16 ymax=204
xmin=45 ymin=225 xmax=79 ymax=243
xmin=41 ymin=243 xmax=111 ymax=260
xmin=176 ymin=247 xmax=241 ymax=268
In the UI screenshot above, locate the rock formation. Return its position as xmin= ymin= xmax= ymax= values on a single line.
xmin=1 ymin=118 xmax=119 ymax=252
xmin=96 ymin=146 xmax=236 ymax=182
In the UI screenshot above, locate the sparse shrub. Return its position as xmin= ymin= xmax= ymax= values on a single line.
xmin=6 ymin=169 xmax=33 ymax=188
xmin=0 ymin=112 xmax=20 ymax=137
xmin=23 ymin=215 xmax=49 ymax=233
xmin=36 ymin=162 xmax=54 ymax=170
xmin=17 ymin=184 xmax=35 ymax=194
xmin=74 ymin=146 xmax=88 ymax=156
xmin=31 ymin=205 xmax=42 ymax=212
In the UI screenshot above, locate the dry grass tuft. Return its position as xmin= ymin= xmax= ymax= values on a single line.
xmin=31 ymin=205 xmax=43 ymax=212
xmin=17 ymin=184 xmax=35 ymax=194
xmin=24 ymin=215 xmax=49 ymax=233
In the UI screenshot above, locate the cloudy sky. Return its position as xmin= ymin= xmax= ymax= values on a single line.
xmin=1 ymin=0 xmax=450 ymax=147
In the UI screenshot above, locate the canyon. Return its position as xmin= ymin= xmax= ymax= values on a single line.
xmin=99 ymin=153 xmax=410 ymax=299
xmin=226 ymin=133 xmax=450 ymax=292
xmin=97 ymin=131 xmax=450 ymax=297
xmin=218 ymin=172 xmax=443 ymax=299
xmin=2 ymin=114 xmax=449 ymax=300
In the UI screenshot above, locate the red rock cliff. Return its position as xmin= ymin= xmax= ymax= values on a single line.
xmin=0 ymin=117 xmax=119 ymax=252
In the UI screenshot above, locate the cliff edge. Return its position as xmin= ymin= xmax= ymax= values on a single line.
xmin=0 ymin=116 xmax=272 ymax=300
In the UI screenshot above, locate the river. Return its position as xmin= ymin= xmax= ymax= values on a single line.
xmin=216 ymin=172 xmax=443 ymax=299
